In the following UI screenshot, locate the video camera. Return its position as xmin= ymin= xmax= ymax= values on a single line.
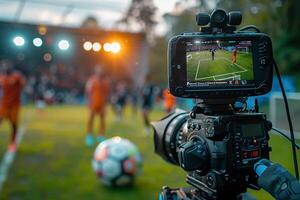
xmin=152 ymin=9 xmax=299 ymax=200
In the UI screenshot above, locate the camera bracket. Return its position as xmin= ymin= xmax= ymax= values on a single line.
xmin=191 ymin=99 xmax=236 ymax=117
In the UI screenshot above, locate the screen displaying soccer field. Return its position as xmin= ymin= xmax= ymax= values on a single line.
xmin=186 ymin=40 xmax=254 ymax=87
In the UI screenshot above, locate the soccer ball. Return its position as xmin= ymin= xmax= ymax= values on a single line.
xmin=92 ymin=137 xmax=142 ymax=187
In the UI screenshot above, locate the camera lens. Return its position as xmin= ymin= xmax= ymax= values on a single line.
xmin=152 ymin=109 xmax=189 ymax=165
xmin=211 ymin=9 xmax=227 ymax=27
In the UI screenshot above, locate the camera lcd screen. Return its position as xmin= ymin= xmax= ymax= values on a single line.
xmin=241 ymin=123 xmax=264 ymax=138
xmin=186 ymin=40 xmax=254 ymax=87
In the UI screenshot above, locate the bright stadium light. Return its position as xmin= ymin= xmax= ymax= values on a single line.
xmin=33 ymin=37 xmax=43 ymax=47
xmin=83 ymin=41 xmax=93 ymax=51
xmin=92 ymin=42 xmax=101 ymax=52
xmin=43 ymin=53 xmax=52 ymax=62
xmin=103 ymin=42 xmax=111 ymax=52
xmin=58 ymin=39 xmax=70 ymax=50
xmin=111 ymin=42 xmax=121 ymax=53
xmin=13 ymin=36 xmax=25 ymax=46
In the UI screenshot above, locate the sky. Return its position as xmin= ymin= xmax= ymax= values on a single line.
xmin=0 ymin=0 xmax=181 ymax=34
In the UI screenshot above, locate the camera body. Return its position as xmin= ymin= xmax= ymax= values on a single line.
xmin=182 ymin=112 xmax=271 ymax=196
xmin=168 ymin=33 xmax=273 ymax=99
xmin=153 ymin=109 xmax=271 ymax=199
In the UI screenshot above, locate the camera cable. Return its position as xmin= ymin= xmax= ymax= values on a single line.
xmin=273 ymin=58 xmax=299 ymax=180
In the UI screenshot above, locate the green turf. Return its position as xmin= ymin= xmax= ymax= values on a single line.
xmin=0 ymin=105 xmax=299 ymax=200
xmin=187 ymin=50 xmax=254 ymax=81
xmin=0 ymin=106 xmax=187 ymax=200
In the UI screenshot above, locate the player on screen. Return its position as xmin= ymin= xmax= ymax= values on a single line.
xmin=0 ymin=64 xmax=26 ymax=152
xmin=211 ymin=49 xmax=215 ymax=61
xmin=162 ymin=88 xmax=176 ymax=113
xmin=232 ymin=47 xmax=237 ymax=64
xmin=85 ymin=67 xmax=110 ymax=147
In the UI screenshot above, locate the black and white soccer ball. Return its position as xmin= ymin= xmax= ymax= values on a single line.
xmin=92 ymin=137 xmax=142 ymax=187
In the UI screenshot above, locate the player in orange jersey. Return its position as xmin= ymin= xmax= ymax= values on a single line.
xmin=162 ymin=88 xmax=176 ymax=113
xmin=85 ymin=67 xmax=110 ymax=147
xmin=232 ymin=48 xmax=237 ymax=64
xmin=0 ymin=65 xmax=26 ymax=152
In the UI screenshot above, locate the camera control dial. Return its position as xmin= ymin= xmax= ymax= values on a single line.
xmin=178 ymin=137 xmax=209 ymax=171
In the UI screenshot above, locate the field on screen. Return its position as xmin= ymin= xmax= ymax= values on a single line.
xmin=187 ymin=50 xmax=253 ymax=82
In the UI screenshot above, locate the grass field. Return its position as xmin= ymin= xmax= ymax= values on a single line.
xmin=0 ymin=105 xmax=299 ymax=200
xmin=187 ymin=50 xmax=254 ymax=82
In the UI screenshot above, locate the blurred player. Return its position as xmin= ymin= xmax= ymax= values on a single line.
xmin=232 ymin=48 xmax=237 ymax=64
xmin=128 ymin=86 xmax=139 ymax=116
xmin=162 ymin=88 xmax=176 ymax=113
xmin=141 ymin=75 xmax=155 ymax=134
xmin=85 ymin=67 xmax=110 ymax=147
xmin=211 ymin=49 xmax=215 ymax=61
xmin=35 ymin=76 xmax=47 ymax=117
xmin=114 ymin=82 xmax=127 ymax=121
xmin=0 ymin=64 xmax=26 ymax=152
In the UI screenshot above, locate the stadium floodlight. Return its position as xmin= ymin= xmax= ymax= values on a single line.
xmin=13 ymin=36 xmax=25 ymax=46
xmin=43 ymin=53 xmax=52 ymax=62
xmin=111 ymin=42 xmax=121 ymax=53
xmin=58 ymin=39 xmax=70 ymax=50
xmin=38 ymin=26 xmax=47 ymax=35
xmin=195 ymin=40 xmax=201 ymax=44
xmin=92 ymin=42 xmax=101 ymax=52
xmin=103 ymin=42 xmax=111 ymax=52
xmin=33 ymin=37 xmax=43 ymax=47
xmin=83 ymin=41 xmax=93 ymax=51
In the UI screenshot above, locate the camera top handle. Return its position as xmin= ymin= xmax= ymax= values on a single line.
xmin=196 ymin=9 xmax=242 ymax=34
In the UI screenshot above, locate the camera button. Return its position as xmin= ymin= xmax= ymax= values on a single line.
xmin=259 ymin=48 xmax=266 ymax=53
xmin=260 ymin=57 xmax=266 ymax=65
xmin=259 ymin=66 xmax=265 ymax=70
xmin=175 ymin=87 xmax=184 ymax=95
xmin=242 ymin=160 xmax=249 ymax=165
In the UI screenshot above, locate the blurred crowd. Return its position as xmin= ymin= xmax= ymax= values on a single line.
xmin=23 ymin=63 xmax=85 ymax=105
xmin=0 ymin=59 xmax=182 ymax=114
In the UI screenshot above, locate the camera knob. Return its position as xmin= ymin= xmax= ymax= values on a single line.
xmin=266 ymin=120 xmax=272 ymax=131
xmin=192 ymin=123 xmax=197 ymax=130
xmin=178 ymin=138 xmax=209 ymax=171
xmin=207 ymin=173 xmax=217 ymax=189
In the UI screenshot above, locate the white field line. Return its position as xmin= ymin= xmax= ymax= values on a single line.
xmin=236 ymin=51 xmax=250 ymax=54
xmin=0 ymin=113 xmax=32 ymax=192
xmin=195 ymin=58 xmax=218 ymax=80
xmin=195 ymin=57 xmax=248 ymax=81
xmin=223 ymin=57 xmax=247 ymax=71
xmin=187 ymin=54 xmax=192 ymax=63
xmin=196 ymin=71 xmax=245 ymax=81
xmin=195 ymin=59 xmax=201 ymax=80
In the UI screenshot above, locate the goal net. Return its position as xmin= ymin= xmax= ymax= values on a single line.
xmin=269 ymin=92 xmax=300 ymax=139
